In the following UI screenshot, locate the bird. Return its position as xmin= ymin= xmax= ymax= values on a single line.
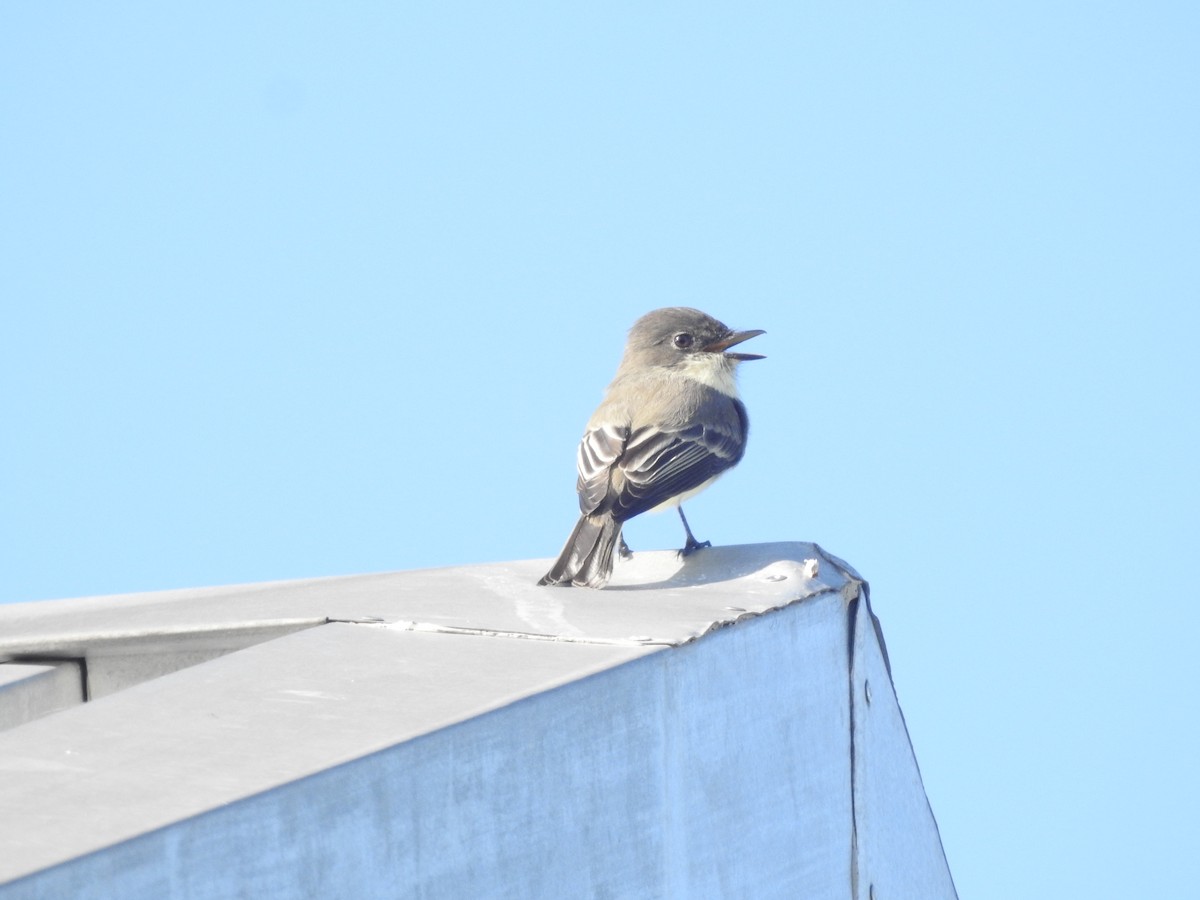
xmin=538 ymin=307 xmax=764 ymax=588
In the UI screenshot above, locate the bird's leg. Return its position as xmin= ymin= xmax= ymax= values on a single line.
xmin=677 ymin=506 xmax=711 ymax=557
xmin=618 ymin=534 xmax=634 ymax=560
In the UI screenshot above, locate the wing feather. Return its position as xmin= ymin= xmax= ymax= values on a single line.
xmin=576 ymin=422 xmax=628 ymax=515
xmin=573 ymin=390 xmax=748 ymax=522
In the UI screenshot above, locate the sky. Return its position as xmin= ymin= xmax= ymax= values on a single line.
xmin=2 ymin=3 xmax=1198 ymax=896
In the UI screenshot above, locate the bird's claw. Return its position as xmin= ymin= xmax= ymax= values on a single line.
xmin=678 ymin=537 xmax=712 ymax=559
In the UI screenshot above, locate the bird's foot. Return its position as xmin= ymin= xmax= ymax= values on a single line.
xmin=618 ymin=536 xmax=634 ymax=560
xmin=675 ymin=507 xmax=711 ymax=558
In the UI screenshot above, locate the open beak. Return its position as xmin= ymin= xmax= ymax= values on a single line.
xmin=705 ymin=328 xmax=766 ymax=361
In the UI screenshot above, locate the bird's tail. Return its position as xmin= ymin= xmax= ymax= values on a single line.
xmin=538 ymin=515 xmax=622 ymax=588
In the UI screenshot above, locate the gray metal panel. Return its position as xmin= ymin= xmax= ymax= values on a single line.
xmin=1 ymin=592 xmax=859 ymax=899
xmin=0 ymin=662 xmax=82 ymax=731
xmin=0 ymin=623 xmax=654 ymax=886
xmin=0 ymin=542 xmax=852 ymax=706
xmin=0 ymin=543 xmax=955 ymax=898
xmin=0 ymin=542 xmax=855 ymax=651
xmin=0 ymin=619 xmax=327 ymax=699
xmin=851 ymin=595 xmax=959 ymax=899
xmin=662 ymin=597 xmax=854 ymax=897
xmin=78 ymin=621 xmax=326 ymax=699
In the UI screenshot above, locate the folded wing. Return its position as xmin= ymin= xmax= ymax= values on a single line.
xmin=575 ymin=394 xmax=747 ymax=522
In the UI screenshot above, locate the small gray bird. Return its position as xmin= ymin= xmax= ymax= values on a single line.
xmin=539 ymin=307 xmax=765 ymax=588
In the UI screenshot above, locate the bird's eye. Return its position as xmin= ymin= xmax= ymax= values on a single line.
xmin=673 ymin=332 xmax=694 ymax=349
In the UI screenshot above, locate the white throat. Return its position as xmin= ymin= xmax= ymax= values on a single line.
xmin=679 ymin=353 xmax=740 ymax=397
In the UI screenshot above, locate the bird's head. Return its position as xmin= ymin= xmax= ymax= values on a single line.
xmin=624 ymin=307 xmax=765 ymax=370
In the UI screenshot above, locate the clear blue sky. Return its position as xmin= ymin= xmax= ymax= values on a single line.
xmin=3 ymin=4 xmax=1197 ymax=897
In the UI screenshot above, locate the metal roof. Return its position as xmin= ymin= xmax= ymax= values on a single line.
xmin=0 ymin=542 xmax=956 ymax=898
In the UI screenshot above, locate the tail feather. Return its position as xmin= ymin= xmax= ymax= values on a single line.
xmin=538 ymin=515 xmax=622 ymax=588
